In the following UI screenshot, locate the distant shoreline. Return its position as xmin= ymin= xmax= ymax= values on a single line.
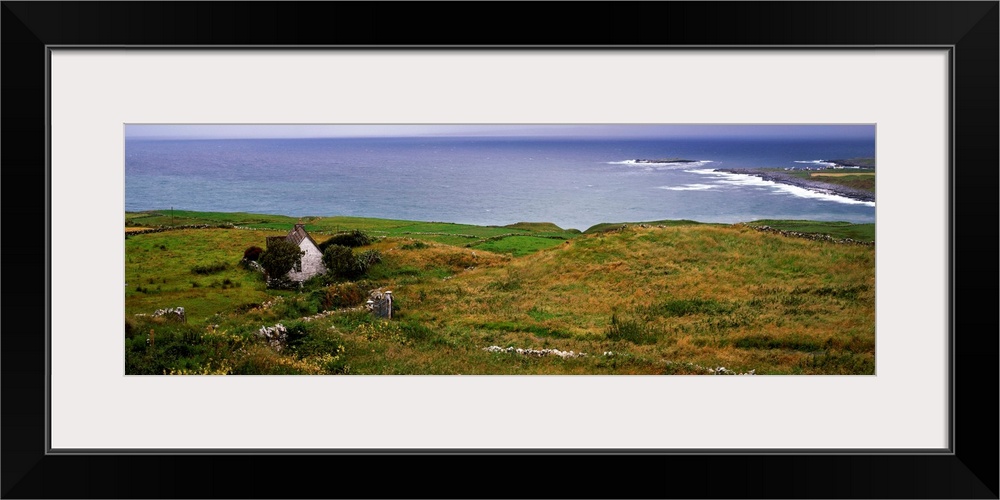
xmin=715 ymin=168 xmax=875 ymax=203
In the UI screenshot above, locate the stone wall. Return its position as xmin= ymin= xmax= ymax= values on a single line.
xmin=748 ymin=225 xmax=874 ymax=246
xmin=133 ymin=307 xmax=186 ymax=323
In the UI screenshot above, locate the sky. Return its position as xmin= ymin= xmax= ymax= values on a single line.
xmin=125 ymin=124 xmax=876 ymax=140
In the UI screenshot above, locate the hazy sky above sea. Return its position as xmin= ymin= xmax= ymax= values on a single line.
xmin=126 ymin=124 xmax=875 ymax=140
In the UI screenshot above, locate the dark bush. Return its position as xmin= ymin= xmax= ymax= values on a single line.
xmin=356 ymin=249 xmax=383 ymax=268
xmin=323 ymin=245 xmax=384 ymax=281
xmin=284 ymin=321 xmax=311 ymax=348
xmin=243 ymin=246 xmax=264 ymax=262
xmin=323 ymin=244 xmax=362 ymax=279
xmin=319 ymin=230 xmax=373 ymax=250
xmin=259 ymin=239 xmax=304 ymax=279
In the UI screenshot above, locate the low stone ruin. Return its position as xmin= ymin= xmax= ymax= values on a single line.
xmin=151 ymin=307 xmax=186 ymax=323
xmin=366 ymin=290 xmax=393 ymax=319
xmin=256 ymin=323 xmax=288 ymax=352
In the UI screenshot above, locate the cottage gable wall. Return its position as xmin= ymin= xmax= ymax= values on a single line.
xmin=267 ymin=223 xmax=328 ymax=283
xmin=287 ymin=238 xmax=325 ymax=282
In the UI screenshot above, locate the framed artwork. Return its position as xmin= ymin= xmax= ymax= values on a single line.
xmin=3 ymin=2 xmax=996 ymax=498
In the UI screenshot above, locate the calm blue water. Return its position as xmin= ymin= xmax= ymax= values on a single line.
xmin=125 ymin=137 xmax=875 ymax=231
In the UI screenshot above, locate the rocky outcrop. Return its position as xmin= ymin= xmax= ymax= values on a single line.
xmin=632 ymin=158 xmax=698 ymax=164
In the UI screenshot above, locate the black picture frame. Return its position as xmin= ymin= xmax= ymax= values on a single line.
xmin=3 ymin=2 xmax=996 ymax=498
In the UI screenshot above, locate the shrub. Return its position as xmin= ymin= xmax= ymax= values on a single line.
xmin=356 ymin=249 xmax=383 ymax=268
xmin=319 ymin=229 xmax=373 ymax=250
xmin=323 ymin=244 xmax=361 ymax=279
xmin=284 ymin=321 xmax=311 ymax=348
xmin=324 ymin=246 xmax=385 ymax=281
xmin=259 ymin=239 xmax=304 ymax=279
xmin=243 ymin=246 xmax=264 ymax=262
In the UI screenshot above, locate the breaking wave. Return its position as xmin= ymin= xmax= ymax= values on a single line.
xmin=794 ymin=160 xmax=838 ymax=168
xmin=685 ymin=169 xmax=875 ymax=207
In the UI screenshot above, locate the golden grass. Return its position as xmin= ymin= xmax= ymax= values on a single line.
xmin=395 ymin=224 xmax=874 ymax=374
xmin=127 ymin=224 xmax=875 ymax=375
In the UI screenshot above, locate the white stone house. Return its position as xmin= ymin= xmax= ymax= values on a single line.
xmin=267 ymin=223 xmax=327 ymax=282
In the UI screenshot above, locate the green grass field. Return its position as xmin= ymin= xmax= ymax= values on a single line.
xmin=125 ymin=211 xmax=875 ymax=375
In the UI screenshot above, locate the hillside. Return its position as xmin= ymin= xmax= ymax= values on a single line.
xmin=125 ymin=212 xmax=875 ymax=375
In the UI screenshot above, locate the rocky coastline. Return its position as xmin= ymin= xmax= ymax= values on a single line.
xmin=715 ymin=168 xmax=875 ymax=203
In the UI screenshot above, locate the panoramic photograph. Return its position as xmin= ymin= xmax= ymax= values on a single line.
xmin=124 ymin=124 xmax=876 ymax=375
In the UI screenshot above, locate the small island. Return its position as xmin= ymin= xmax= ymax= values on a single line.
xmin=632 ymin=158 xmax=699 ymax=164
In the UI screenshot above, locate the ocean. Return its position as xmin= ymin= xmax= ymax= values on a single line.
xmin=124 ymin=136 xmax=875 ymax=231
